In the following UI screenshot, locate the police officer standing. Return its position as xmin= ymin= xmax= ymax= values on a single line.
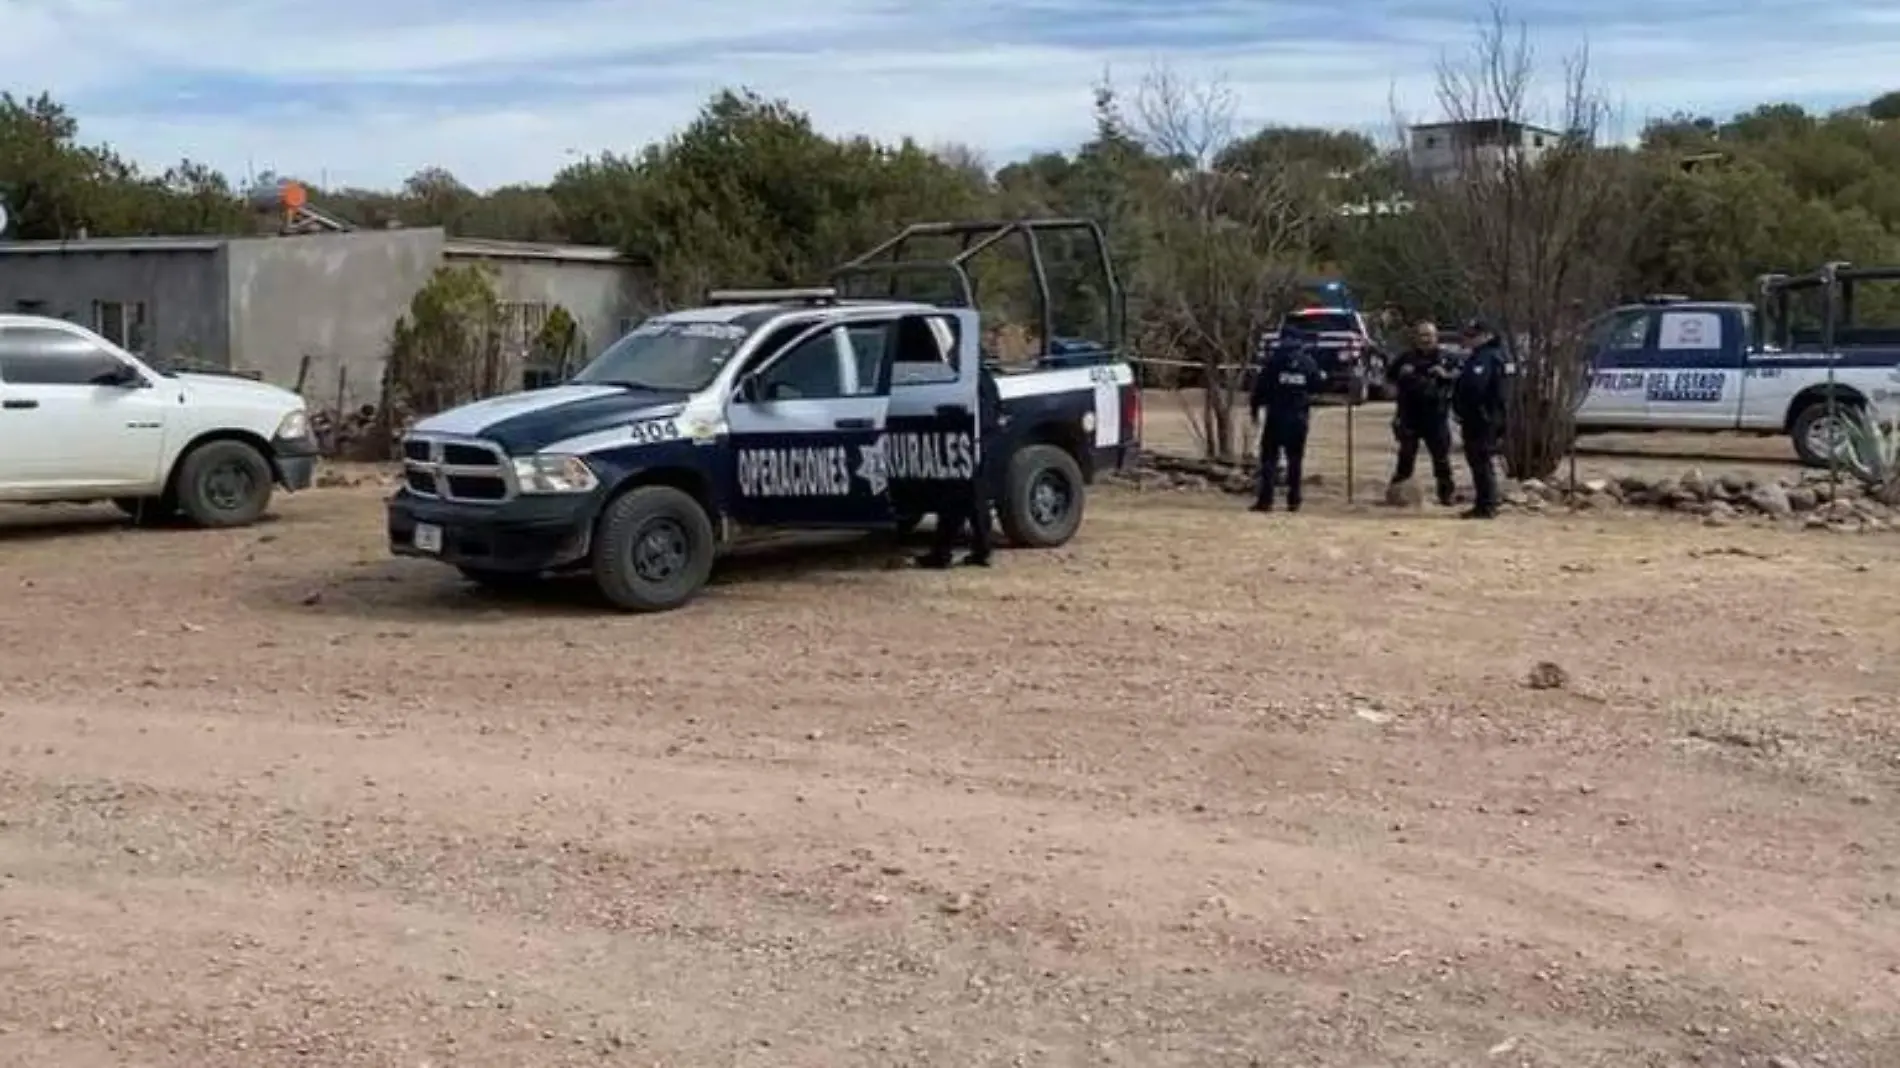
xmin=918 ymin=361 xmax=1003 ymax=567
xmin=1451 ymin=319 xmax=1512 ymax=519
xmin=1387 ymin=319 xmax=1457 ymax=507
xmin=1248 ymin=328 xmax=1321 ymax=513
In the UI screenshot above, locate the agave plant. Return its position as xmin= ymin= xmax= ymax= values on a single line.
xmin=1832 ymin=406 xmax=1900 ymax=503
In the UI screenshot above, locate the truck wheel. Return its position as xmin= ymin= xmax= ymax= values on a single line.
xmin=1791 ymin=398 xmax=1860 ymax=468
xmin=174 ymin=440 xmax=275 ymax=528
xmin=999 ymin=444 xmax=1086 ymax=548
xmin=458 ymin=566 xmax=543 ymax=594
xmin=113 ymin=495 xmax=176 ymax=527
xmin=591 ymin=485 xmax=717 ymax=612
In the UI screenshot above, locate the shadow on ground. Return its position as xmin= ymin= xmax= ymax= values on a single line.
xmin=243 ymin=527 xmax=968 ymax=622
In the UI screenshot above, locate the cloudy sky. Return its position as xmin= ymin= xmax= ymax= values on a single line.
xmin=5 ymin=0 xmax=1897 ymax=191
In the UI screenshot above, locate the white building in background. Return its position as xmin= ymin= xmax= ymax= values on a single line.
xmin=1406 ymin=119 xmax=1571 ymax=182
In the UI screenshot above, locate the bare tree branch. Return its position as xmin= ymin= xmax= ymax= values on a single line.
xmin=1386 ymin=1 xmax=1643 ymax=480
xmin=1123 ymin=65 xmax=1323 ymax=462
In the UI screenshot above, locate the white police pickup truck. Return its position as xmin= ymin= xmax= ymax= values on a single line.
xmin=388 ymin=291 xmax=1140 ymax=612
xmin=1577 ymin=297 xmax=1900 ymax=466
xmin=0 ymin=314 xmax=319 ymax=526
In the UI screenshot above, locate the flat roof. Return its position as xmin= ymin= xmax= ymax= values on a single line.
xmin=0 ymin=232 xmax=636 ymax=266
xmin=0 ymin=235 xmax=225 ymax=255
xmin=1410 ymin=118 xmax=1566 ymax=137
xmin=443 ymin=237 xmax=633 ymax=265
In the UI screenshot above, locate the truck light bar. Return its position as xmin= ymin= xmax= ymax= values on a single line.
xmin=705 ymin=287 xmax=839 ymax=305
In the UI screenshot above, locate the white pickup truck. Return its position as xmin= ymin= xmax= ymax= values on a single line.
xmin=0 ymin=314 xmax=319 ymax=526
xmin=1577 ymin=298 xmax=1900 ymax=466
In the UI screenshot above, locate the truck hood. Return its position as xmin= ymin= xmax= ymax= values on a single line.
xmin=173 ymin=371 xmax=304 ymax=413
xmin=411 ymin=383 xmax=690 ymax=454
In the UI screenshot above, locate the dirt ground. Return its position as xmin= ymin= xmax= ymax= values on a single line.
xmin=3 ymin=414 xmax=1899 ymax=1066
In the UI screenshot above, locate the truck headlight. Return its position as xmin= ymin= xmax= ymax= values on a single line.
xmin=274 ymin=409 xmax=311 ymax=440
xmin=511 ymin=454 xmax=598 ymax=494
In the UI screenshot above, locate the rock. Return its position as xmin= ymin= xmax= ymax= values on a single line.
xmin=1526 ymin=661 xmax=1569 ymax=691
xmin=1679 ymin=468 xmax=1708 ymax=499
xmin=1786 ymin=485 xmax=1818 ymax=512
xmin=1718 ymin=472 xmax=1748 ymax=495
xmin=1748 ymin=482 xmax=1793 ymax=518
xmin=1384 ymin=480 xmax=1424 ymax=508
xmin=1521 ymin=478 xmax=1549 ymax=500
xmin=1704 ymin=502 xmax=1736 ymax=526
xmin=1767 ymin=1057 xmax=1802 ymax=1068
xmin=1649 ymin=477 xmax=1682 ymax=505
xmin=1617 ymin=474 xmax=1652 ymax=496
xmin=1581 ymin=478 xmax=1610 ymax=495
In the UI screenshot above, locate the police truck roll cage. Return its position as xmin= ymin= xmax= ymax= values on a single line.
xmin=829 ymin=218 xmax=1128 ymax=363
xmin=1754 ymin=263 xmax=1900 ymax=352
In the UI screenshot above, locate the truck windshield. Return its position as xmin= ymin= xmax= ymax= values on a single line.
xmin=1284 ymin=311 xmax=1357 ymax=334
xmin=570 ymin=320 xmax=752 ymax=392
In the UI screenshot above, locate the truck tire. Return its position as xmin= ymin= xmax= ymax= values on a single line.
xmin=114 ymin=495 xmax=176 ymax=527
xmin=1791 ymin=397 xmax=1861 ymax=468
xmin=999 ymin=444 xmax=1086 ymax=548
xmin=590 ymin=485 xmax=717 ymax=612
xmin=174 ymin=440 xmax=275 ymax=528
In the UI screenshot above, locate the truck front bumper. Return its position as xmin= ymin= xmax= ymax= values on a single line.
xmin=272 ymin=434 xmax=320 ymax=491
xmin=387 ymin=489 xmax=598 ymax=573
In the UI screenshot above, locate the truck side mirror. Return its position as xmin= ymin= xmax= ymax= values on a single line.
xmin=736 ymin=374 xmax=761 ymax=404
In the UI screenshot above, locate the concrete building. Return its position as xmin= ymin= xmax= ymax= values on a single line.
xmin=1407 ymin=119 xmax=1570 ymax=182
xmin=0 ymin=228 xmax=653 ymax=412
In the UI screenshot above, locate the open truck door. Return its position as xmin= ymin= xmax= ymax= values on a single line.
xmin=870 ymin=310 xmax=984 ymax=524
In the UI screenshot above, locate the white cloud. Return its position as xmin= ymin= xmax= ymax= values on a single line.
xmin=2 ymin=0 xmax=1895 ymax=191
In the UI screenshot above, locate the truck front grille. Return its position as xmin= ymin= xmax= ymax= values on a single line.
xmin=400 ymin=435 xmax=515 ymax=503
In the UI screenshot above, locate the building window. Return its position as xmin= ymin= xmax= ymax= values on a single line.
xmin=1532 ymin=134 xmax=1546 ymax=147
xmin=1424 ymin=135 xmax=1439 ymax=148
xmin=92 ymin=300 xmax=148 ymax=352
xmin=497 ymin=301 xmax=551 ymax=353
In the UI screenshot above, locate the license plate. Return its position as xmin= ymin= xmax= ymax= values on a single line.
xmin=413 ymin=523 xmax=443 ymax=553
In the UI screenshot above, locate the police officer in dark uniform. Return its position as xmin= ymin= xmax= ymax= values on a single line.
xmin=1249 ymin=328 xmax=1322 ymax=513
xmin=918 ymin=362 xmax=1003 ymax=567
xmin=1452 ymin=319 xmax=1512 ymax=519
xmin=1388 ymin=319 xmax=1457 ymax=506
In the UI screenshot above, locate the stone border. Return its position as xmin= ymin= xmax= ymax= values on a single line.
xmin=1517 ymin=470 xmax=1893 ymax=531
xmin=1106 ymin=452 xmax=1895 ymax=532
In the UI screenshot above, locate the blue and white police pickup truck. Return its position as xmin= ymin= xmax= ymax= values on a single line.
xmin=387 ymin=290 xmax=1140 ymax=612
xmin=1577 ymin=297 xmax=1900 ymax=466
